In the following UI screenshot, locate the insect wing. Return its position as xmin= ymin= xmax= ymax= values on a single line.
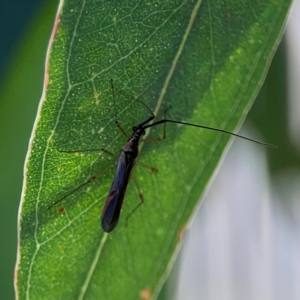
xmin=101 ymin=189 xmax=123 ymax=232
xmin=101 ymin=149 xmax=135 ymax=232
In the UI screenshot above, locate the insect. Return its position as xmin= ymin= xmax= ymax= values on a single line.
xmin=49 ymin=79 xmax=276 ymax=233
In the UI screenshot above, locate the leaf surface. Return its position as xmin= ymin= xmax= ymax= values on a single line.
xmin=16 ymin=0 xmax=291 ymax=299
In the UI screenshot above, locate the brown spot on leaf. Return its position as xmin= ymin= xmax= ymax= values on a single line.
xmin=58 ymin=206 xmax=65 ymax=214
xmin=139 ymin=287 xmax=151 ymax=300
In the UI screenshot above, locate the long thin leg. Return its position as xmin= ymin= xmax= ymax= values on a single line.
xmin=48 ymin=163 xmax=114 ymax=209
xmin=140 ymin=119 xmax=166 ymax=142
xmin=115 ymin=122 xmax=128 ymax=138
xmin=125 ymin=175 xmax=144 ymax=225
xmin=140 ymin=107 xmax=169 ymax=142
xmin=132 ymin=175 xmax=144 ymax=203
xmin=136 ymin=161 xmax=158 ymax=173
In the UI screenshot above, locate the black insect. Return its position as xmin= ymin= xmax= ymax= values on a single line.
xmin=49 ymin=80 xmax=276 ymax=232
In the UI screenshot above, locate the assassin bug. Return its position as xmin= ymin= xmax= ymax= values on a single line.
xmin=49 ymin=79 xmax=276 ymax=233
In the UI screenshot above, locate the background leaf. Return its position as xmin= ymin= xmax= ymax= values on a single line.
xmin=15 ymin=0 xmax=291 ymax=299
xmin=0 ymin=1 xmax=57 ymax=299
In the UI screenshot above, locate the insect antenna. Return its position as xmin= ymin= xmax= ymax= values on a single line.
xmin=143 ymin=118 xmax=277 ymax=148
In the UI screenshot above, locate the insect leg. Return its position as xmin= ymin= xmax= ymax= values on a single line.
xmin=48 ymin=163 xmax=114 ymax=209
xmin=141 ymin=107 xmax=169 ymax=142
xmin=125 ymin=175 xmax=144 ymax=226
xmin=136 ymin=161 xmax=158 ymax=173
xmin=141 ymin=118 xmax=166 ymax=142
xmin=115 ymin=121 xmax=128 ymax=138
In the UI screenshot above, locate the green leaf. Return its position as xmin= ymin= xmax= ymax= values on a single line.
xmin=16 ymin=0 xmax=291 ymax=299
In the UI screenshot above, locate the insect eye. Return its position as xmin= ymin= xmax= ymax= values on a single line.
xmin=133 ymin=126 xmax=138 ymax=131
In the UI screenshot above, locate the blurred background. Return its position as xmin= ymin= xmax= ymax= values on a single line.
xmin=0 ymin=1 xmax=297 ymax=299
xmin=0 ymin=1 xmax=57 ymax=299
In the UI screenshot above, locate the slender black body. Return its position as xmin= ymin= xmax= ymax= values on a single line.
xmin=101 ymin=125 xmax=146 ymax=232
